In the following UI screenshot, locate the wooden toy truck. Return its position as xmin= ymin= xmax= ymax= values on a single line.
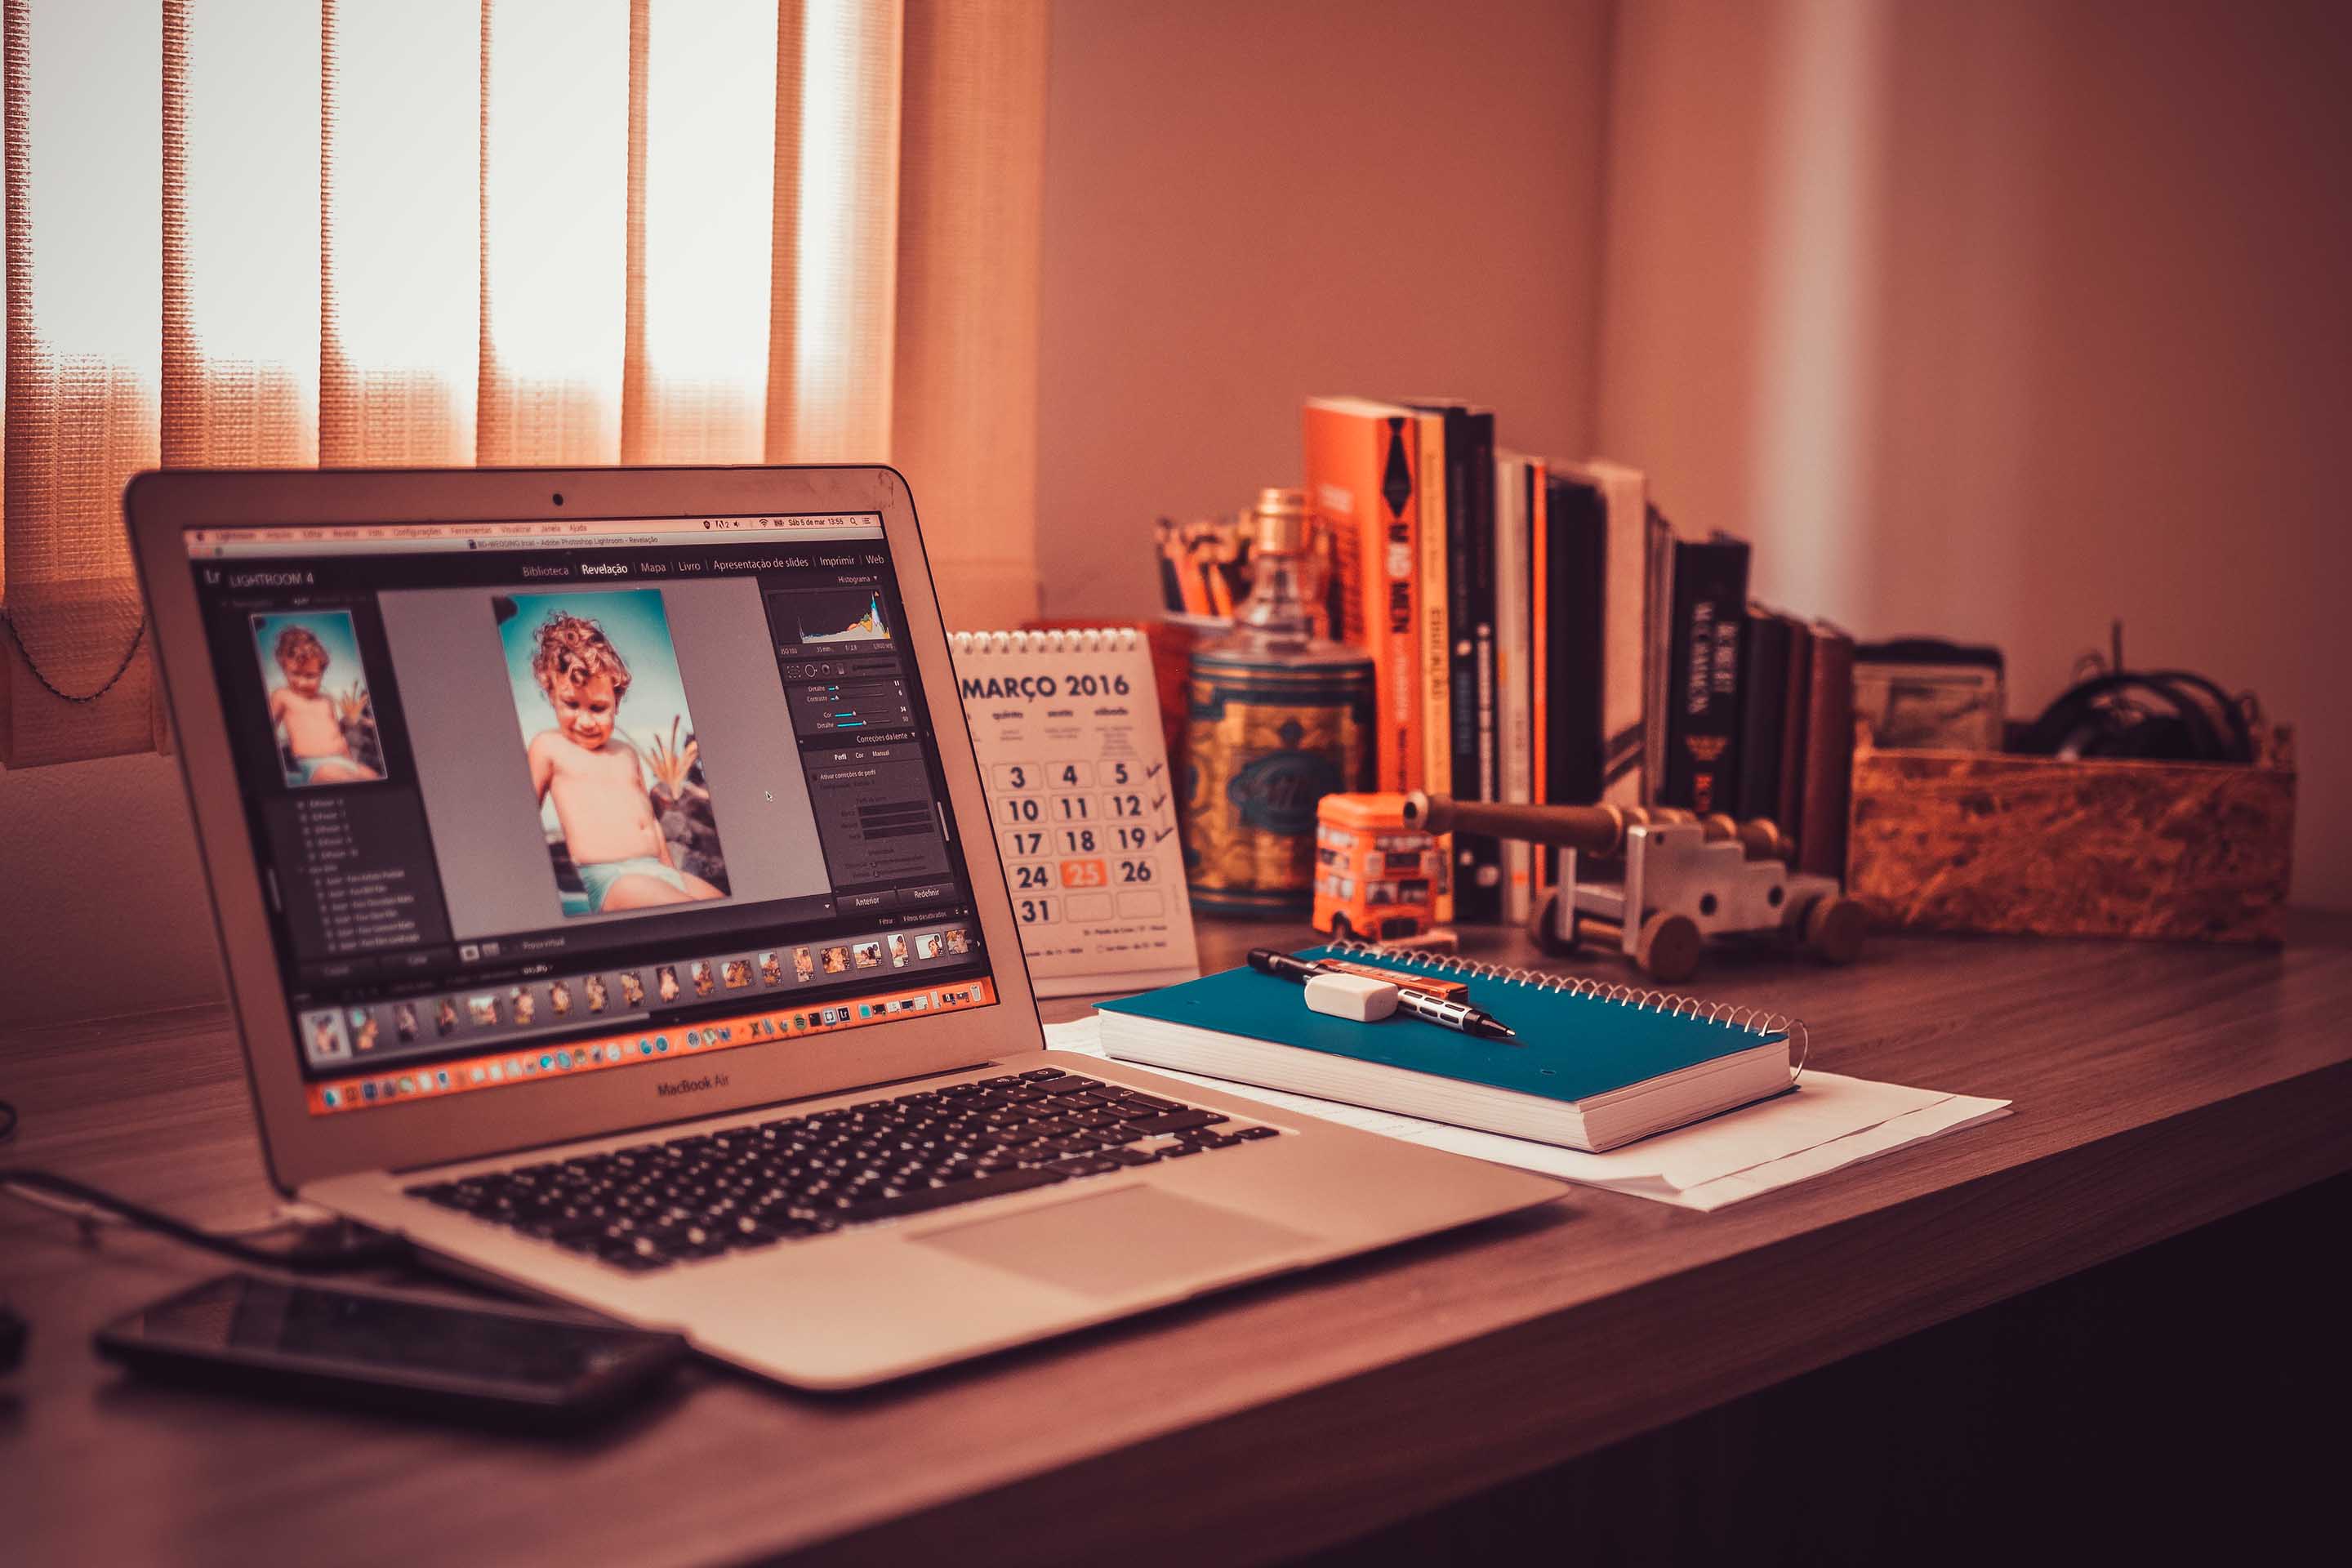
xmin=1313 ymin=792 xmax=1867 ymax=983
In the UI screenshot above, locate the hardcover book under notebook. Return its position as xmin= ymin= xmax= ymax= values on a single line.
xmin=1098 ymin=945 xmax=1802 ymax=1152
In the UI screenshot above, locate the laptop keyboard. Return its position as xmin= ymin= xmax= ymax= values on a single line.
xmin=405 ymin=1066 xmax=1281 ymax=1272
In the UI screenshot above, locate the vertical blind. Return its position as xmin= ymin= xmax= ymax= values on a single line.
xmin=0 ymin=0 xmax=1045 ymax=769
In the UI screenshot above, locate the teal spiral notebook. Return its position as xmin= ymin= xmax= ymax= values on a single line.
xmin=1096 ymin=946 xmax=1802 ymax=1152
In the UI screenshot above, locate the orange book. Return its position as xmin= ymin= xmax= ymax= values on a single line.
xmin=1304 ymin=397 xmax=1423 ymax=792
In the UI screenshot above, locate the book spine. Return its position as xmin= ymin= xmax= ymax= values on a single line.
xmin=1658 ymin=538 xmax=1750 ymax=815
xmin=1415 ymin=412 xmax=1449 ymax=798
xmin=1423 ymin=409 xmax=1488 ymax=922
xmin=1592 ymin=465 xmax=1649 ymax=809
xmin=1570 ymin=505 xmax=1608 ymax=808
xmin=1641 ymin=506 xmax=1674 ymax=805
xmin=1379 ymin=428 xmax=1419 ymax=794
xmin=1560 ymin=493 xmax=1606 ymax=807
xmin=1775 ymin=610 xmax=1813 ymax=841
xmin=1414 ymin=412 xmax=1452 ymax=921
xmin=1304 ymin=405 xmax=1418 ymax=791
xmin=1463 ymin=411 xmax=1500 ymax=922
xmin=1440 ymin=412 xmax=1477 ymax=823
xmin=1493 ymin=457 xmax=1534 ymax=924
xmin=1735 ymin=607 xmax=1792 ymax=827
xmin=1539 ymin=475 xmax=1606 ymax=887
xmin=1527 ymin=461 xmax=1551 ymax=900
xmin=1797 ymin=622 xmax=1855 ymax=878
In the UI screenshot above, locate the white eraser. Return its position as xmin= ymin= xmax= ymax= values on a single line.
xmin=1304 ymin=971 xmax=1401 ymax=1022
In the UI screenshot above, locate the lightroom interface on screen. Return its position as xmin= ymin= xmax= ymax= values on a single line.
xmin=185 ymin=512 xmax=1000 ymax=1117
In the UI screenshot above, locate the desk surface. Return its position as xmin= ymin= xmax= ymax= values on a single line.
xmin=5 ymin=915 xmax=2350 ymax=1566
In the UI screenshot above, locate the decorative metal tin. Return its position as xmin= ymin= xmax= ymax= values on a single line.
xmin=1184 ymin=652 xmax=1375 ymax=913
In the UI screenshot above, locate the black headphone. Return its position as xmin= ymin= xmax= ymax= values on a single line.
xmin=2016 ymin=668 xmax=2255 ymax=765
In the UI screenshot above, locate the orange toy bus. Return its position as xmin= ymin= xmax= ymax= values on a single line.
xmin=1312 ymin=792 xmax=1445 ymax=941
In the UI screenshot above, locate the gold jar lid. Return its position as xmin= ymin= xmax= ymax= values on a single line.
xmin=1251 ymin=486 xmax=1310 ymax=554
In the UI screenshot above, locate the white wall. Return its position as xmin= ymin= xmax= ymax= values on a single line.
xmin=1594 ymin=0 xmax=2350 ymax=906
xmin=1035 ymin=0 xmax=1615 ymax=619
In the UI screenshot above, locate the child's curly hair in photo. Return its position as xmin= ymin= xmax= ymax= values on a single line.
xmin=531 ymin=611 xmax=632 ymax=700
xmin=274 ymin=624 xmax=328 ymax=675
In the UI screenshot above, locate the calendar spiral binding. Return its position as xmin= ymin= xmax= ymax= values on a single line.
xmin=1324 ymin=940 xmax=1811 ymax=1080
xmin=951 ymin=627 xmax=1141 ymax=657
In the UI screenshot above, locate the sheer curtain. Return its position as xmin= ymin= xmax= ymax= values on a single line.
xmin=0 ymin=0 xmax=1045 ymax=768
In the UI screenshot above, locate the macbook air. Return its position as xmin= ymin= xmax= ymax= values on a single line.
xmin=126 ymin=464 xmax=1561 ymax=1389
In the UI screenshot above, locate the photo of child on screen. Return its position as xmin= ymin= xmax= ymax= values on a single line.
xmin=497 ymin=590 xmax=729 ymax=919
xmin=253 ymin=612 xmax=384 ymax=787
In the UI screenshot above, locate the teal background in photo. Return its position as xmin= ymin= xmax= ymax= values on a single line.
xmin=496 ymin=587 xmax=699 ymax=835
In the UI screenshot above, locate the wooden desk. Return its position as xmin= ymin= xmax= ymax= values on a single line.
xmin=4 ymin=916 xmax=2350 ymax=1566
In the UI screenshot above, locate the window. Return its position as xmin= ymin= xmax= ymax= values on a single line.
xmin=0 ymin=0 xmax=1045 ymax=768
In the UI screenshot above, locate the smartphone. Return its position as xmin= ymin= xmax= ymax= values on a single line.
xmin=96 ymin=1272 xmax=688 ymax=1425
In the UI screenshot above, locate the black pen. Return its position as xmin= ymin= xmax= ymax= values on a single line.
xmin=1246 ymin=949 xmax=1520 ymax=1043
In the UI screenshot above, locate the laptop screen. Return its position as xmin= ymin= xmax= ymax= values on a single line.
xmin=182 ymin=510 xmax=1000 ymax=1117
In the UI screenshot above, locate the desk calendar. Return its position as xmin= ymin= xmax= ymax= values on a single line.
xmin=951 ymin=629 xmax=1200 ymax=998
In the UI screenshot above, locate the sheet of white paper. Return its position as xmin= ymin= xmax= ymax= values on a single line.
xmin=1043 ymin=1015 xmax=2011 ymax=1211
xmin=1668 ymin=1099 xmax=2014 ymax=1211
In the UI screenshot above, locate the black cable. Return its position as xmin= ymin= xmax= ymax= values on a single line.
xmin=0 ymin=1167 xmax=411 ymax=1274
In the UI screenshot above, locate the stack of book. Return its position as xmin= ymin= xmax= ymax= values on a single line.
xmin=1303 ymin=397 xmax=1858 ymax=921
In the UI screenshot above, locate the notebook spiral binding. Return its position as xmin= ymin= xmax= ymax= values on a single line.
xmin=951 ymin=627 xmax=1141 ymax=656
xmin=1325 ymin=940 xmax=1811 ymax=1080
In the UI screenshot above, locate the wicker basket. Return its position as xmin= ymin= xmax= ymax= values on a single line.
xmin=1845 ymin=724 xmax=2296 ymax=943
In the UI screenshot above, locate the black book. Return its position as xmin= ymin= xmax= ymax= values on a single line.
xmin=1735 ymin=605 xmax=1793 ymax=827
xmin=1405 ymin=400 xmax=1500 ymax=921
xmin=1640 ymin=506 xmax=1675 ymax=803
xmin=1539 ymin=472 xmax=1607 ymax=882
xmin=1657 ymin=534 xmax=1750 ymax=816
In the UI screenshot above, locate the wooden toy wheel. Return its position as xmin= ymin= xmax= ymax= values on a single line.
xmin=1329 ymin=911 xmax=1355 ymax=940
xmin=1802 ymin=896 xmax=1868 ymax=964
xmin=1635 ymin=912 xmax=1702 ymax=983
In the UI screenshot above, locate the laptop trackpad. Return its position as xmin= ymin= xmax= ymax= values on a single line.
xmin=914 ymin=1185 xmax=1319 ymax=1298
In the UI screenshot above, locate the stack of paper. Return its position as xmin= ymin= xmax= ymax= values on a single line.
xmin=1047 ymin=1017 xmax=2008 ymax=1212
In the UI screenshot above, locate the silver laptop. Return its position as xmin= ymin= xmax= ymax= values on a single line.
xmin=127 ymin=464 xmax=1560 ymax=1389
